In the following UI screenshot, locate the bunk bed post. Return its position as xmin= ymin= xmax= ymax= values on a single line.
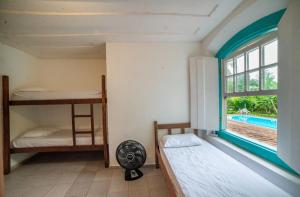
xmin=101 ymin=75 xmax=109 ymax=168
xmin=2 ymin=76 xmax=11 ymax=174
xmin=154 ymin=121 xmax=159 ymax=169
xmin=71 ymin=104 xmax=76 ymax=146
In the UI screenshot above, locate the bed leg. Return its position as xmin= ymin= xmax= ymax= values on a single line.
xmin=154 ymin=121 xmax=159 ymax=169
xmin=3 ymin=152 xmax=10 ymax=175
xmin=104 ymin=144 xmax=109 ymax=168
xmin=155 ymin=154 xmax=159 ymax=169
xmin=2 ymin=76 xmax=11 ymax=174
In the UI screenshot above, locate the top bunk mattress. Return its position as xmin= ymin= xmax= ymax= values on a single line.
xmin=159 ymin=139 xmax=290 ymax=197
xmin=11 ymin=90 xmax=101 ymax=101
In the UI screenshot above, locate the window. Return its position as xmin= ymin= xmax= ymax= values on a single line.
xmin=223 ymin=34 xmax=278 ymax=149
xmin=224 ymin=36 xmax=278 ymax=97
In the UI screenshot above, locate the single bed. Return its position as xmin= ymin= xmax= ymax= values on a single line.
xmin=154 ymin=121 xmax=291 ymax=197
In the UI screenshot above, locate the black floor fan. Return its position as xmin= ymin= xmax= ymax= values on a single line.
xmin=116 ymin=140 xmax=147 ymax=181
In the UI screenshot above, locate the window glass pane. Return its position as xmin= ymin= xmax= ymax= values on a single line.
xmin=235 ymin=74 xmax=245 ymax=92
xmin=263 ymin=66 xmax=278 ymax=90
xmin=225 ymin=59 xmax=233 ymax=76
xmin=263 ymin=40 xmax=278 ymax=66
xmin=235 ymin=54 xmax=245 ymax=73
xmin=226 ymin=77 xmax=234 ymax=93
xmin=248 ymin=71 xmax=259 ymax=91
xmin=248 ymin=48 xmax=259 ymax=70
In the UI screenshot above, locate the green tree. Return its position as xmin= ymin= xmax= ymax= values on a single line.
xmin=264 ymin=72 xmax=277 ymax=90
xmin=227 ymin=95 xmax=277 ymax=117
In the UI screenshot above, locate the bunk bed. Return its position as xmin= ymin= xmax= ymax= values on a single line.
xmin=154 ymin=121 xmax=290 ymax=197
xmin=1 ymin=75 xmax=109 ymax=174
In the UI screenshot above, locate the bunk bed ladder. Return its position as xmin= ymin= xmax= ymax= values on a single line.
xmin=71 ymin=104 xmax=95 ymax=146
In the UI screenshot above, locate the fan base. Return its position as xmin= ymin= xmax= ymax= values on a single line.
xmin=125 ymin=169 xmax=143 ymax=181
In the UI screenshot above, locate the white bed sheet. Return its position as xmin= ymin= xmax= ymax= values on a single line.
xmin=12 ymin=129 xmax=103 ymax=148
xmin=11 ymin=90 xmax=101 ymax=100
xmin=160 ymin=139 xmax=290 ymax=197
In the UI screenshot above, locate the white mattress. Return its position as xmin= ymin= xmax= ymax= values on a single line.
xmin=160 ymin=139 xmax=291 ymax=197
xmin=11 ymin=90 xmax=101 ymax=100
xmin=12 ymin=129 xmax=103 ymax=148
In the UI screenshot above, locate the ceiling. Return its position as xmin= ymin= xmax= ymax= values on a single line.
xmin=0 ymin=0 xmax=242 ymax=59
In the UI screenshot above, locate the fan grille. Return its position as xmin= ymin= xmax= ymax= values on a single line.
xmin=116 ymin=140 xmax=146 ymax=170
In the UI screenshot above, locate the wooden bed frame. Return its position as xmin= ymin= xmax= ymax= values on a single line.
xmin=1 ymin=75 xmax=109 ymax=174
xmin=154 ymin=121 xmax=197 ymax=197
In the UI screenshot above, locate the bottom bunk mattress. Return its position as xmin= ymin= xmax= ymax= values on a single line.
xmin=12 ymin=129 xmax=103 ymax=148
xmin=159 ymin=139 xmax=290 ymax=197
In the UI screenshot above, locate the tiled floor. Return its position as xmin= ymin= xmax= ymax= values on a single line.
xmin=5 ymin=152 xmax=169 ymax=197
xmin=227 ymin=119 xmax=277 ymax=146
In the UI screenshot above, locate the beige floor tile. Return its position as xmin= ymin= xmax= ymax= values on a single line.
xmin=86 ymin=193 xmax=107 ymax=197
xmin=129 ymin=188 xmax=149 ymax=197
xmin=149 ymin=187 xmax=169 ymax=197
xmin=146 ymin=175 xmax=167 ymax=189
xmin=65 ymin=181 xmax=92 ymax=197
xmin=108 ymin=191 xmax=129 ymax=197
xmin=75 ymin=170 xmax=96 ymax=183
xmin=63 ymin=164 xmax=86 ymax=174
xmin=85 ymin=161 xmax=104 ymax=172
xmin=22 ymin=185 xmax=54 ymax=197
xmin=26 ymin=174 xmax=62 ymax=187
xmin=128 ymin=177 xmax=147 ymax=192
xmin=5 ymin=186 xmax=31 ymax=197
xmin=57 ymin=172 xmax=79 ymax=184
xmin=5 ymin=174 xmax=28 ymax=191
xmin=94 ymin=169 xmax=114 ymax=181
xmin=112 ymin=168 xmax=124 ymax=180
xmin=109 ymin=179 xmax=128 ymax=193
xmin=141 ymin=167 xmax=162 ymax=177
xmin=44 ymin=183 xmax=72 ymax=197
xmin=12 ymin=164 xmax=43 ymax=177
xmin=86 ymin=180 xmax=111 ymax=197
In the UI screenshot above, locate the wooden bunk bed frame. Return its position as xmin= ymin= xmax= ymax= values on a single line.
xmin=154 ymin=121 xmax=196 ymax=197
xmin=1 ymin=75 xmax=109 ymax=174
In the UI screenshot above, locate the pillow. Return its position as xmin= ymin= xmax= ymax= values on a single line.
xmin=22 ymin=127 xmax=59 ymax=138
xmin=161 ymin=133 xmax=202 ymax=148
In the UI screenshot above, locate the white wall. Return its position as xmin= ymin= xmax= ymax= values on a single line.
xmin=0 ymin=43 xmax=39 ymax=167
xmin=0 ymin=43 xmax=106 ymax=168
xmin=32 ymin=59 xmax=106 ymax=130
xmin=106 ymin=42 xmax=203 ymax=166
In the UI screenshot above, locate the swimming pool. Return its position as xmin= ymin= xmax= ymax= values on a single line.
xmin=229 ymin=115 xmax=277 ymax=129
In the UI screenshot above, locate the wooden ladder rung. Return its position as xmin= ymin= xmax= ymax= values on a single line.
xmin=74 ymin=114 xmax=92 ymax=118
xmin=75 ymin=131 xmax=93 ymax=134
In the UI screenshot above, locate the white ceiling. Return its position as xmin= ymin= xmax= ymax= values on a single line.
xmin=0 ymin=0 xmax=242 ymax=59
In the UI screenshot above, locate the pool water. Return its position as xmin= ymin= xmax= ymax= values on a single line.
xmin=230 ymin=115 xmax=277 ymax=129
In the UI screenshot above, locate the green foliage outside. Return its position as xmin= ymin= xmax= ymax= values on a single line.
xmin=227 ymin=95 xmax=278 ymax=118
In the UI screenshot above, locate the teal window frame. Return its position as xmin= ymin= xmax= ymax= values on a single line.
xmin=215 ymin=9 xmax=298 ymax=175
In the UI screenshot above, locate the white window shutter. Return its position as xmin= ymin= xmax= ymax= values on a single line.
xmin=277 ymin=0 xmax=300 ymax=173
xmin=190 ymin=56 xmax=219 ymax=131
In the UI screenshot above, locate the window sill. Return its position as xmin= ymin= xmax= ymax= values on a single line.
xmin=217 ymin=130 xmax=297 ymax=174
